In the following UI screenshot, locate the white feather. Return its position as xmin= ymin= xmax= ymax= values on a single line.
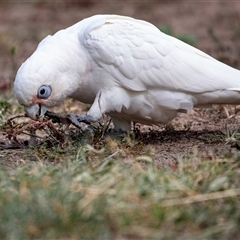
xmin=14 ymin=14 xmax=240 ymax=131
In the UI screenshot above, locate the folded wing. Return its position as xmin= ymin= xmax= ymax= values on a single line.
xmin=78 ymin=15 xmax=240 ymax=94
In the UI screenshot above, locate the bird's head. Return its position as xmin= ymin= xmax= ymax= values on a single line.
xmin=14 ymin=34 xmax=83 ymax=120
xmin=14 ymin=61 xmax=55 ymax=120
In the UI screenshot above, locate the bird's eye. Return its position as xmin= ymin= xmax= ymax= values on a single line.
xmin=37 ymin=85 xmax=52 ymax=99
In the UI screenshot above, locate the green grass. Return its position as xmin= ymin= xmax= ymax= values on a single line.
xmin=159 ymin=25 xmax=197 ymax=46
xmin=0 ymin=143 xmax=240 ymax=239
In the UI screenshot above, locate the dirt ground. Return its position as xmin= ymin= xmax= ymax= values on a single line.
xmin=1 ymin=1 xmax=240 ymax=167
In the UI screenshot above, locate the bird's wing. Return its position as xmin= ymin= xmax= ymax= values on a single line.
xmin=78 ymin=15 xmax=240 ymax=93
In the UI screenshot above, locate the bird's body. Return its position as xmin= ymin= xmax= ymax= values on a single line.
xmin=14 ymin=14 xmax=240 ymax=131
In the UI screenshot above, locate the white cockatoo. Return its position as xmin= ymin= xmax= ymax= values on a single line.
xmin=14 ymin=14 xmax=240 ymax=131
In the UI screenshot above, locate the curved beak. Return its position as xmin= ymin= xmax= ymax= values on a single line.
xmin=24 ymin=104 xmax=48 ymax=120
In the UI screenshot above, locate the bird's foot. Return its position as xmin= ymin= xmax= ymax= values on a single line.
xmin=67 ymin=113 xmax=95 ymax=126
xmin=67 ymin=113 xmax=95 ymax=133
xmin=45 ymin=111 xmax=95 ymax=133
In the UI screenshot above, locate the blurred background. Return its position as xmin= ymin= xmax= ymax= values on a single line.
xmin=1 ymin=0 xmax=240 ymax=98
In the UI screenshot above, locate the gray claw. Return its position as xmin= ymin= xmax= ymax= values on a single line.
xmin=75 ymin=123 xmax=95 ymax=134
xmin=67 ymin=113 xmax=95 ymax=125
xmin=67 ymin=113 xmax=95 ymax=133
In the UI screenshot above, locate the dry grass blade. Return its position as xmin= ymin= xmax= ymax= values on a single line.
xmin=77 ymin=176 xmax=122 ymax=210
xmin=160 ymin=188 xmax=240 ymax=207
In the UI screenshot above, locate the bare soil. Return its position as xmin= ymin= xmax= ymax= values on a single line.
xmin=1 ymin=1 xmax=240 ymax=167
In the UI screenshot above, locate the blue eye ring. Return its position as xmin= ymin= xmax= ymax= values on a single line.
xmin=37 ymin=85 xmax=52 ymax=99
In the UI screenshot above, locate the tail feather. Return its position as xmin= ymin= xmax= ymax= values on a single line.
xmin=227 ymin=88 xmax=240 ymax=92
xmin=196 ymin=90 xmax=240 ymax=106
